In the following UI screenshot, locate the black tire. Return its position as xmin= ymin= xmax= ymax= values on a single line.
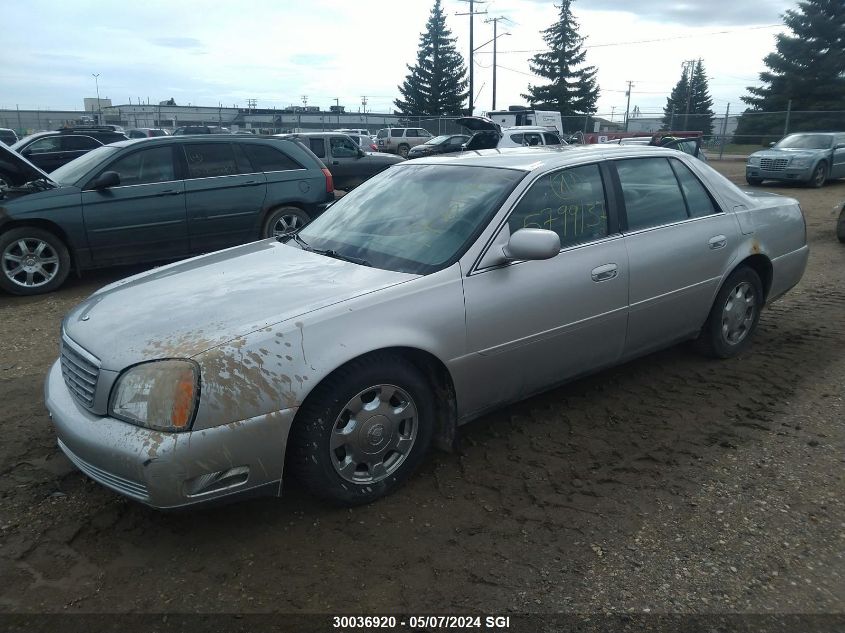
xmin=0 ymin=227 xmax=71 ymax=296
xmin=837 ymin=205 xmax=845 ymax=244
xmin=288 ymin=353 xmax=434 ymax=506
xmin=695 ymin=266 xmax=763 ymax=359
xmin=745 ymin=177 xmax=763 ymax=186
xmin=261 ymin=206 xmax=311 ymax=238
xmin=809 ymin=161 xmax=827 ymax=188
xmin=398 ymin=144 xmax=410 ymax=158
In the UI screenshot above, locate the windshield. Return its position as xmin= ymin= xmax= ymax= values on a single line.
xmin=296 ymin=164 xmax=525 ymax=275
xmin=50 ymin=145 xmax=119 ymax=185
xmin=424 ymin=135 xmax=451 ymax=146
xmin=775 ymin=134 xmax=833 ymax=150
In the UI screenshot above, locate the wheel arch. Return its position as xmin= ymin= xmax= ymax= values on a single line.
xmin=258 ymin=202 xmax=308 ymax=237
xmin=733 ymin=253 xmax=773 ymax=301
xmin=0 ymin=218 xmax=78 ymax=271
xmin=289 ymin=346 xmax=459 ymax=454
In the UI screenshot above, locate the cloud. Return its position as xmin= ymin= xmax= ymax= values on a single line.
xmin=152 ymin=37 xmax=203 ymax=49
xmin=525 ymin=0 xmax=793 ymax=26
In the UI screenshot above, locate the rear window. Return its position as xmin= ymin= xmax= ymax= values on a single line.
xmin=241 ymin=143 xmax=302 ymax=172
xmin=183 ymin=143 xmax=239 ymax=178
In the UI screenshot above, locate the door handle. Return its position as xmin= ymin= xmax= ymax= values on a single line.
xmin=156 ymin=189 xmax=182 ymax=196
xmin=709 ymin=235 xmax=727 ymax=250
xmin=591 ymin=263 xmax=618 ymax=282
xmin=238 ymin=180 xmax=260 ymax=187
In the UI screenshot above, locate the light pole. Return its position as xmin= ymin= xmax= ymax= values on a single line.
xmin=92 ymin=73 xmax=101 ymax=124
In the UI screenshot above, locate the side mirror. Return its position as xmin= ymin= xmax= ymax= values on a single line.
xmin=503 ymin=229 xmax=560 ymax=261
xmin=91 ymin=171 xmax=120 ymax=189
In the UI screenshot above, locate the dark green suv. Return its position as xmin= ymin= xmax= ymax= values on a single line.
xmin=0 ymin=136 xmax=334 ymax=295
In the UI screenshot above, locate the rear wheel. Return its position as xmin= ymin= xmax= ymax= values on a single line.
xmin=809 ymin=161 xmax=827 ymax=188
xmin=398 ymin=144 xmax=410 ymax=158
xmin=0 ymin=227 xmax=71 ymax=296
xmin=695 ymin=266 xmax=763 ymax=359
xmin=261 ymin=206 xmax=311 ymax=238
xmin=288 ymin=353 xmax=434 ymax=506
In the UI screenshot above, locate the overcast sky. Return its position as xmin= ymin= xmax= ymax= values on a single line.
xmin=2 ymin=0 xmax=796 ymax=119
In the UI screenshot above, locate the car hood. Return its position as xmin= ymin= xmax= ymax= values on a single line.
xmin=0 ymin=142 xmax=54 ymax=187
xmin=63 ymin=240 xmax=418 ymax=370
xmin=751 ymin=148 xmax=823 ymax=160
xmin=364 ymin=152 xmax=405 ymax=163
xmin=456 ymin=116 xmax=502 ymax=133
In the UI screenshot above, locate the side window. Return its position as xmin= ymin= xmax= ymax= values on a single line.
xmin=616 ymin=158 xmax=688 ymax=231
xmin=507 ymin=163 xmax=608 ymax=249
xmin=330 ymin=136 xmax=359 ymax=158
xmin=241 ymin=143 xmax=302 ymax=172
xmin=524 ymin=133 xmax=542 ymax=147
xmin=62 ymin=135 xmax=101 ymax=151
xmin=376 ymin=129 xmax=388 ymax=139
xmin=669 ymin=159 xmax=718 ymax=218
xmin=543 ymin=132 xmax=562 ymax=145
xmin=308 ymin=138 xmax=326 ymax=158
xmin=509 ymin=133 xmax=524 ymax=145
xmin=183 ymin=143 xmax=238 ymax=178
xmin=391 ymin=129 xmax=404 ymax=138
xmin=102 ymin=147 xmax=175 ymax=186
xmin=129 ymin=130 xmax=146 ymax=139
xmin=26 ymin=137 xmax=62 ymax=153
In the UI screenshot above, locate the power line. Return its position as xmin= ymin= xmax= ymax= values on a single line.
xmin=474 ymin=23 xmax=782 ymax=54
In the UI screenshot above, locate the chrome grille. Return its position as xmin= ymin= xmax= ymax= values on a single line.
xmin=60 ymin=335 xmax=100 ymax=407
xmin=760 ymin=158 xmax=788 ymax=171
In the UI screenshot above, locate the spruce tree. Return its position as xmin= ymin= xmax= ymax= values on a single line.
xmin=734 ymin=0 xmax=845 ymax=142
xmin=521 ymin=0 xmax=599 ymax=127
xmin=394 ymin=0 xmax=468 ymax=116
xmin=661 ymin=60 xmax=714 ymax=135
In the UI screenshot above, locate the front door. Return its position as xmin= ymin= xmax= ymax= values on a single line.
xmin=613 ymin=156 xmax=741 ymax=359
xmin=181 ymin=141 xmax=267 ymax=252
xmin=461 ymin=162 xmax=629 ymax=416
xmin=81 ymin=144 xmax=189 ymax=263
xmin=328 ymin=135 xmax=362 ymax=190
xmin=831 ymin=134 xmax=845 ymax=178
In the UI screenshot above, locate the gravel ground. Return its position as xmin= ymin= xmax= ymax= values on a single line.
xmin=0 ymin=162 xmax=843 ymax=619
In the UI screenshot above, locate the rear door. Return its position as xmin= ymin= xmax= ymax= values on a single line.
xmin=182 ymin=141 xmax=267 ymax=252
xmin=240 ymin=141 xmax=310 ymax=227
xmin=613 ymin=156 xmax=741 ymax=358
xmin=81 ymin=144 xmax=188 ymax=263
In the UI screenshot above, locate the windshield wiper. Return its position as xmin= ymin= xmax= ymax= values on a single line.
xmin=314 ymin=249 xmax=371 ymax=267
xmin=278 ymin=232 xmax=310 ymax=248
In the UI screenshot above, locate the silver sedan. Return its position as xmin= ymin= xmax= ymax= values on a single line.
xmin=46 ymin=145 xmax=809 ymax=508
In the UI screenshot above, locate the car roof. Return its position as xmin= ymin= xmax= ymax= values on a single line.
xmin=405 ymin=144 xmax=682 ymax=171
xmin=107 ymin=135 xmax=293 ymax=149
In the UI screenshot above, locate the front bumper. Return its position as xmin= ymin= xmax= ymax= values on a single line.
xmin=746 ymin=165 xmax=813 ymax=182
xmin=45 ymin=361 xmax=297 ymax=509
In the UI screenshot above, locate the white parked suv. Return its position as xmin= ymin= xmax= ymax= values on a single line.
xmin=458 ymin=116 xmax=565 ymax=151
xmin=375 ymin=127 xmax=434 ymax=157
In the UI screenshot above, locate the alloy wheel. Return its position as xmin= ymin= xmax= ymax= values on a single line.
xmin=721 ymin=281 xmax=757 ymax=345
xmin=2 ymin=238 xmax=61 ymax=289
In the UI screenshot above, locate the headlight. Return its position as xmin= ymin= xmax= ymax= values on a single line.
xmin=109 ymin=360 xmax=200 ymax=432
xmin=790 ymin=157 xmax=812 ymax=168
xmin=747 ymin=156 xmax=761 ymax=166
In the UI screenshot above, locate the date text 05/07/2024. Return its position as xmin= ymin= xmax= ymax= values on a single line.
xmin=332 ymin=615 xmax=511 ymax=629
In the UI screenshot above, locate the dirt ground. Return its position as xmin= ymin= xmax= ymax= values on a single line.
xmin=0 ymin=162 xmax=843 ymax=618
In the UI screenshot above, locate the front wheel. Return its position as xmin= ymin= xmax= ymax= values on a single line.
xmin=0 ymin=227 xmax=71 ymax=295
xmin=695 ymin=267 xmax=763 ymax=359
xmin=262 ymin=206 xmax=311 ymax=238
xmin=809 ymin=162 xmax=827 ymax=188
xmin=288 ymin=353 xmax=434 ymax=506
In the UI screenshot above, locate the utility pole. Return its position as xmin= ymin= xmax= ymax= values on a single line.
xmin=457 ymin=0 xmax=487 ymax=115
xmin=362 ymin=96 xmax=368 ymax=130
xmin=610 ymin=106 xmax=616 ymax=123
xmin=783 ymin=98 xmax=792 ymax=137
xmin=681 ymin=59 xmax=696 ymax=131
xmin=483 ymin=16 xmax=511 ymax=111
xmin=623 ymin=81 xmax=634 ymax=132
xmin=92 ymin=73 xmax=101 ymax=124
xmin=719 ymin=102 xmax=730 ymax=160
xmin=334 ymin=98 xmax=340 ymax=126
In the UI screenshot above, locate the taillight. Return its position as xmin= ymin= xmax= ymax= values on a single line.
xmin=370 ymin=143 xmax=378 ymax=151
xmin=321 ymin=167 xmax=334 ymax=193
